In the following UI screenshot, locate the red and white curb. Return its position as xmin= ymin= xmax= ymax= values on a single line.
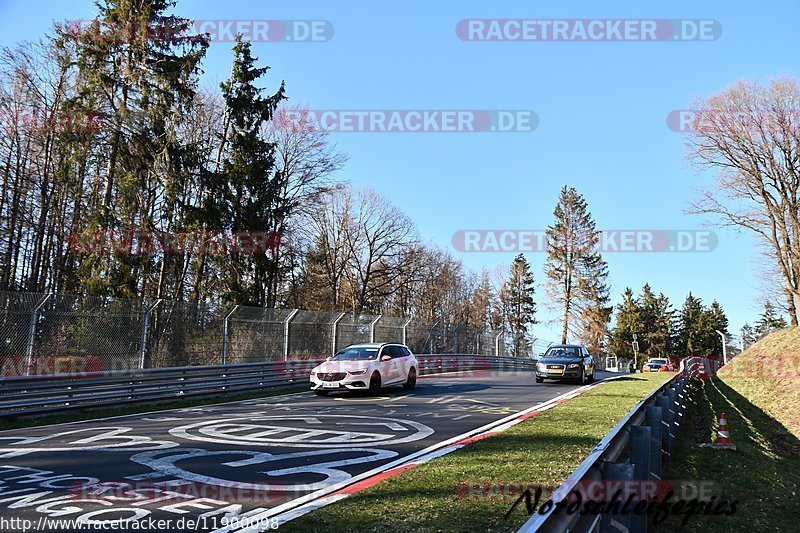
xmin=224 ymin=376 xmax=624 ymax=531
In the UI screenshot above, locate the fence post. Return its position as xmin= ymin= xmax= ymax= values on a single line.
xmin=332 ymin=312 xmax=345 ymax=354
xmin=221 ymin=305 xmax=240 ymax=365
xmin=139 ymin=299 xmax=162 ymax=369
xmin=369 ymin=314 xmax=382 ymax=343
xmin=402 ymin=318 xmax=412 ymax=345
xmin=25 ymin=293 xmax=51 ymax=376
xmin=495 ymin=332 xmax=502 ymax=357
xmin=283 ymin=309 xmax=299 ymax=361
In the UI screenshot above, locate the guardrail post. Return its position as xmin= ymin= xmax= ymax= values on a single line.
xmin=402 ymin=318 xmax=412 ymax=345
xmin=139 ymin=299 xmax=162 ymax=369
xmin=283 ymin=309 xmax=299 ymax=361
xmin=645 ymin=405 xmax=663 ymax=480
xmin=25 ymin=293 xmax=51 ymax=376
xmin=221 ymin=305 xmax=240 ymax=365
xmin=656 ymin=395 xmax=674 ymax=452
xmin=331 ymin=312 xmax=345 ymax=354
xmin=601 ymin=462 xmax=634 ymax=533
xmin=369 ymin=314 xmax=382 ymax=343
xmin=667 ymin=387 xmax=680 ymax=432
xmin=630 ymin=425 xmax=651 ymax=533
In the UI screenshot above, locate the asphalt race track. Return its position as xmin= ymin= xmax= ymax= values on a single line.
xmin=0 ymin=370 xmax=613 ymax=532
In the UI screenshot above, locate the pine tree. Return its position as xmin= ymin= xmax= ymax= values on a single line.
xmin=504 ymin=254 xmax=536 ymax=356
xmin=544 ymin=186 xmax=609 ymax=344
xmin=638 ymin=285 xmax=674 ymax=356
xmin=755 ymin=301 xmax=788 ymax=336
xmin=610 ymin=288 xmax=640 ymax=359
xmin=676 ymin=293 xmax=721 ymax=356
xmin=61 ymin=0 xmax=208 ymax=297
xmin=212 ymin=35 xmax=286 ymax=305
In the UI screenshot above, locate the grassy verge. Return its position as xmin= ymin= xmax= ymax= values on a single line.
xmin=657 ymin=376 xmax=800 ymax=532
xmin=283 ymin=373 xmax=672 ymax=533
xmin=0 ymin=386 xmax=306 ymax=431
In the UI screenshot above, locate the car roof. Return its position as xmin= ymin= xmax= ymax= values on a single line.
xmin=344 ymin=343 xmax=401 ymax=348
xmin=547 ymin=344 xmax=584 ymax=349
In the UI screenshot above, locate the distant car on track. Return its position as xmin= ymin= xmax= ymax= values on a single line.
xmin=310 ymin=343 xmax=418 ymax=396
xmin=535 ymin=344 xmax=595 ymax=384
xmin=642 ymin=357 xmax=675 ymax=372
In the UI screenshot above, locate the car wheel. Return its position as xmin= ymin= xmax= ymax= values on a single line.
xmin=403 ymin=368 xmax=417 ymax=390
xmin=368 ymin=372 xmax=382 ymax=395
xmin=535 ymin=376 xmax=544 ymax=383
xmin=588 ymin=370 xmax=595 ymax=383
xmin=579 ymin=367 xmax=587 ymax=384
xmin=314 ymin=390 xmax=328 ymax=396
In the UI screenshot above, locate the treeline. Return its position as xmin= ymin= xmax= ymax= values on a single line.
xmin=0 ymin=1 xmax=616 ymax=356
xmin=5 ymin=0 xmax=767 ymax=360
xmin=609 ymin=285 xmax=731 ymax=361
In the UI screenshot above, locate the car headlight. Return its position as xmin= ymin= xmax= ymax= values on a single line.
xmin=567 ymin=363 xmax=580 ymax=369
xmin=348 ymin=369 xmax=367 ymax=375
xmin=310 ymin=372 xmax=316 ymax=376
xmin=536 ymin=363 xmax=546 ymax=370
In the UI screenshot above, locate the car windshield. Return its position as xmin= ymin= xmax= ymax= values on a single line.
xmin=332 ymin=347 xmax=380 ymax=361
xmin=649 ymin=359 xmax=667 ymax=365
xmin=543 ymin=346 xmax=580 ymax=358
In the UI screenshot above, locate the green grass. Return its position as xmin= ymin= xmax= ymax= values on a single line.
xmin=656 ymin=376 xmax=800 ymax=532
xmin=0 ymin=386 xmax=306 ymax=431
xmin=283 ymin=373 xmax=672 ymax=533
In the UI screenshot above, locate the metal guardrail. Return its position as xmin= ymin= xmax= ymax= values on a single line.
xmin=0 ymin=354 xmax=534 ymax=418
xmin=517 ymin=359 xmax=703 ymax=533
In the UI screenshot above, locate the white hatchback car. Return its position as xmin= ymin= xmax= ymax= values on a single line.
xmin=310 ymin=343 xmax=419 ymax=396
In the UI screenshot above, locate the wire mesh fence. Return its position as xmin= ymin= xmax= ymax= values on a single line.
xmin=0 ymin=291 xmax=538 ymax=377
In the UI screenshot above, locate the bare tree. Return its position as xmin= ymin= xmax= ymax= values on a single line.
xmin=266 ymin=104 xmax=347 ymax=305
xmin=345 ymin=187 xmax=417 ymax=313
xmin=300 ymin=185 xmax=355 ymax=310
xmin=687 ymin=77 xmax=800 ymax=325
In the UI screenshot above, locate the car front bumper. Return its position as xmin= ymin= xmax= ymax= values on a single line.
xmin=310 ymin=374 xmax=369 ymax=391
xmin=535 ymin=368 xmax=582 ymax=379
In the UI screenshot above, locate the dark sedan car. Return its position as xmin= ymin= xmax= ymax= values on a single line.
xmin=535 ymin=344 xmax=596 ymax=384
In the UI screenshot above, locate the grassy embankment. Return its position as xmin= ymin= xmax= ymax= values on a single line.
xmin=658 ymin=326 xmax=800 ymax=532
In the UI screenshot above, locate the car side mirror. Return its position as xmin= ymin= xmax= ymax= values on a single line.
xmin=381 ymin=355 xmax=391 ymax=361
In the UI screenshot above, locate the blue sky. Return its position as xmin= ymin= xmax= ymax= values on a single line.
xmin=2 ymin=0 xmax=798 ymax=343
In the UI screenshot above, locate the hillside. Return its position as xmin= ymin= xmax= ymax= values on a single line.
xmin=718 ymin=326 xmax=800 ymax=436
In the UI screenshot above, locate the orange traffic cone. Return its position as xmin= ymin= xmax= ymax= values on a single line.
xmin=707 ymin=412 xmax=737 ymax=450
